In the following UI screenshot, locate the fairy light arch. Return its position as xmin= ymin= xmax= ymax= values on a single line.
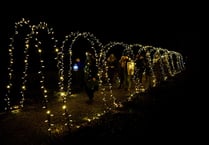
xmin=24 ymin=22 xmax=58 ymax=133
xmin=58 ymin=32 xmax=103 ymax=129
xmin=6 ymin=18 xmax=58 ymax=134
xmin=141 ymin=45 xmax=157 ymax=88
xmin=157 ymin=48 xmax=172 ymax=80
xmin=166 ymin=51 xmax=178 ymax=76
xmin=5 ymin=18 xmax=32 ymax=111
xmin=151 ymin=47 xmax=167 ymax=84
xmin=122 ymin=45 xmax=137 ymax=99
xmin=160 ymin=49 xmax=173 ymax=77
xmin=167 ymin=51 xmax=185 ymax=75
xmin=58 ymin=32 xmax=102 ymax=94
xmin=4 ymin=18 xmax=186 ymax=135
xmin=128 ymin=44 xmax=144 ymax=94
xmin=168 ymin=51 xmax=176 ymax=76
xmin=25 ymin=22 xmax=58 ymax=107
xmin=101 ymin=41 xmax=135 ymax=108
xmin=176 ymin=52 xmax=185 ymax=72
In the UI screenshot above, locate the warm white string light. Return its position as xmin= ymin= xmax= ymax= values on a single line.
xmin=130 ymin=44 xmax=144 ymax=94
xmin=4 ymin=18 xmax=186 ymax=135
xmin=153 ymin=48 xmax=168 ymax=81
xmin=102 ymin=41 xmax=130 ymax=109
xmin=27 ymin=21 xmax=58 ymax=134
xmin=5 ymin=18 xmax=31 ymax=111
xmin=58 ymin=32 xmax=103 ymax=129
xmin=5 ymin=18 xmax=58 ymax=134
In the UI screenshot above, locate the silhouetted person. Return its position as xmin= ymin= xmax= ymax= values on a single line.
xmin=107 ymin=53 xmax=117 ymax=84
xmin=135 ymin=54 xmax=146 ymax=84
xmin=118 ymin=55 xmax=129 ymax=89
xmin=83 ymin=52 xmax=98 ymax=103
xmin=85 ymin=77 xmax=98 ymax=103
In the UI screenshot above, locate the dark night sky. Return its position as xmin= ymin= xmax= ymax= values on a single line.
xmin=1 ymin=15 xmax=199 ymax=54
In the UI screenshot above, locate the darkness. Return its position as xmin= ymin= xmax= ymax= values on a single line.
xmin=0 ymin=15 xmax=201 ymax=144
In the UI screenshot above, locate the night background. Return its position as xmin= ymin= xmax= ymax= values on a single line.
xmin=0 ymin=12 xmax=201 ymax=145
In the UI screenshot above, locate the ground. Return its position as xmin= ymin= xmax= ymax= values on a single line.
xmin=0 ymin=69 xmax=194 ymax=145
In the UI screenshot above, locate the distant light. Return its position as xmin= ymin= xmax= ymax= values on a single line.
xmin=73 ymin=64 xmax=79 ymax=71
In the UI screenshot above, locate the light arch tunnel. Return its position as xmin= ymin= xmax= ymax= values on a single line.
xmin=4 ymin=18 xmax=185 ymax=132
xmin=5 ymin=18 xmax=185 ymax=112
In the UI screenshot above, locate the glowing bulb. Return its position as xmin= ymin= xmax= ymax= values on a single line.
xmin=22 ymin=86 xmax=26 ymax=90
xmin=60 ymin=92 xmax=66 ymax=96
xmin=25 ymin=44 xmax=29 ymax=48
xmin=55 ymin=48 xmax=59 ymax=52
xmin=73 ymin=64 xmax=78 ymax=71
xmin=62 ymin=105 xmax=66 ymax=110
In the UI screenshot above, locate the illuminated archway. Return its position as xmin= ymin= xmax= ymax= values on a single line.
xmin=5 ymin=18 xmax=32 ymax=111
xmin=4 ymin=18 xmax=186 ymax=136
xmin=57 ymin=32 xmax=103 ymax=129
xmin=5 ymin=18 xmax=58 ymax=134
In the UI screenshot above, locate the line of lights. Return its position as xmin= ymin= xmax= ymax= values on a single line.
xmin=5 ymin=18 xmax=31 ymax=111
xmin=5 ymin=18 xmax=186 ymax=135
xmin=5 ymin=18 xmax=58 ymax=134
xmin=58 ymin=32 xmax=103 ymax=129
xmin=28 ymin=21 xmax=58 ymax=134
xmin=102 ymin=41 xmax=133 ymax=108
xmin=130 ymin=44 xmax=144 ymax=94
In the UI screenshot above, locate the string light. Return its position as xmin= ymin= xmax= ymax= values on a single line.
xmin=4 ymin=18 xmax=186 ymax=135
xmin=5 ymin=18 xmax=31 ymax=111
xmin=30 ymin=21 xmax=57 ymax=134
xmin=5 ymin=18 xmax=58 ymax=134
xmin=102 ymin=42 xmax=131 ymax=109
xmin=58 ymin=32 xmax=103 ymax=129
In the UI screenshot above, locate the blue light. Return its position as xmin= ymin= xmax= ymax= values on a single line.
xmin=73 ymin=64 xmax=79 ymax=71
